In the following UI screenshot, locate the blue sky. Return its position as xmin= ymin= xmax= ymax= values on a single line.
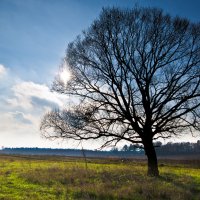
xmin=0 ymin=0 xmax=200 ymax=149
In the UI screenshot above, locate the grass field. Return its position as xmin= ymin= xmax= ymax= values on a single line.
xmin=0 ymin=155 xmax=199 ymax=200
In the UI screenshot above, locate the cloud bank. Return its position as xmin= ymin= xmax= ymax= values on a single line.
xmin=0 ymin=64 xmax=69 ymax=148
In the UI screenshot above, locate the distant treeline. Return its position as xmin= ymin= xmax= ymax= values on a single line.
xmin=155 ymin=141 xmax=200 ymax=155
xmin=0 ymin=147 xmax=143 ymax=157
xmin=122 ymin=141 xmax=200 ymax=155
xmin=0 ymin=141 xmax=199 ymax=157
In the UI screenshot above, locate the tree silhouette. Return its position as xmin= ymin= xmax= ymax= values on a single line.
xmin=41 ymin=7 xmax=200 ymax=176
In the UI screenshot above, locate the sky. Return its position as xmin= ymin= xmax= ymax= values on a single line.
xmin=0 ymin=0 xmax=200 ymax=149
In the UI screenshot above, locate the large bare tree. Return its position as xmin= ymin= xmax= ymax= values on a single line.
xmin=41 ymin=7 xmax=200 ymax=176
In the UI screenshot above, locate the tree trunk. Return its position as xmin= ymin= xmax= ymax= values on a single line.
xmin=143 ymin=138 xmax=159 ymax=177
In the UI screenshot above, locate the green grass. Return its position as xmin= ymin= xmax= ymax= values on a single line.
xmin=0 ymin=155 xmax=199 ymax=199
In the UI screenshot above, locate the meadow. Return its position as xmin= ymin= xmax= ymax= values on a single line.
xmin=0 ymin=155 xmax=199 ymax=200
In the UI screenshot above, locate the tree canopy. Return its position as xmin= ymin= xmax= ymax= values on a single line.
xmin=41 ymin=7 xmax=200 ymax=176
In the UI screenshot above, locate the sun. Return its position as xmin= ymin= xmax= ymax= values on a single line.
xmin=60 ymin=68 xmax=71 ymax=84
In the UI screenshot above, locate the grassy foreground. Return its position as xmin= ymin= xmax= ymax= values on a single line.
xmin=0 ymin=155 xmax=199 ymax=200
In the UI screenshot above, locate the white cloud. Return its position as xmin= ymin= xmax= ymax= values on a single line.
xmin=0 ymin=112 xmax=46 ymax=148
xmin=7 ymin=81 xmax=68 ymax=110
xmin=0 ymin=112 xmax=32 ymax=132
xmin=12 ymin=111 xmax=32 ymax=124
xmin=0 ymin=64 xmax=7 ymax=78
xmin=0 ymin=110 xmax=74 ymax=148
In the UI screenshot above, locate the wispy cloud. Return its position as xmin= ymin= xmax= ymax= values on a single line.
xmin=0 ymin=64 xmax=7 ymax=78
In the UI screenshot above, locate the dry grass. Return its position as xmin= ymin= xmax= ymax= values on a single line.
xmin=0 ymin=155 xmax=199 ymax=199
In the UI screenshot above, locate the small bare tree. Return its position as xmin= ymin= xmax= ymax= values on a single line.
xmin=41 ymin=7 xmax=200 ymax=176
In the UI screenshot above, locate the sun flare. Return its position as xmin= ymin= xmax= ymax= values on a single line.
xmin=60 ymin=68 xmax=71 ymax=84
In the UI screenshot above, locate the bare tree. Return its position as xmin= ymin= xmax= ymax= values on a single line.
xmin=41 ymin=7 xmax=200 ymax=176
